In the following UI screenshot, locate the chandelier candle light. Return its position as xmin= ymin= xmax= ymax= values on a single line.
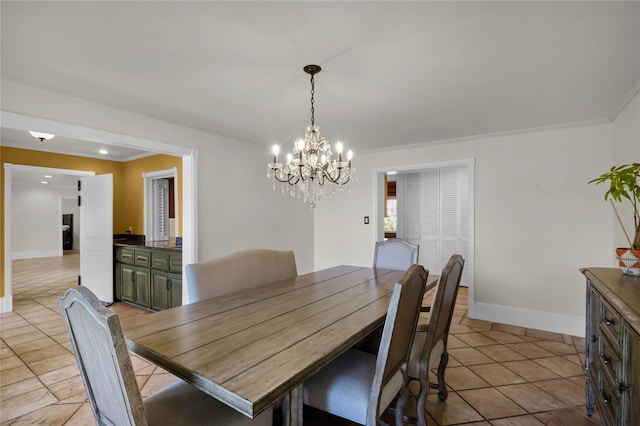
xmin=267 ymin=65 xmax=354 ymax=209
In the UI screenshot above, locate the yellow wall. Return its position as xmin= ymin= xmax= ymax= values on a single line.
xmin=0 ymin=146 xmax=182 ymax=297
xmin=120 ymin=154 xmax=183 ymax=236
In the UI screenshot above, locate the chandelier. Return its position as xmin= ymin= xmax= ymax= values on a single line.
xmin=267 ymin=65 xmax=355 ymax=209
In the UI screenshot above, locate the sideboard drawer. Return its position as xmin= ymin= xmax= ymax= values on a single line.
xmin=600 ymin=299 xmax=621 ymax=346
xmin=151 ymin=251 xmax=182 ymax=273
xmin=599 ymin=370 xmax=620 ymax=426
xmin=134 ymin=251 xmax=151 ymax=267
xmin=151 ymin=252 xmax=170 ymax=270
xmin=118 ymin=248 xmax=135 ymax=263
xmin=599 ymin=333 xmax=620 ymax=386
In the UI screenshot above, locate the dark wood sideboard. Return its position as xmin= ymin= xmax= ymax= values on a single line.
xmin=582 ymin=268 xmax=640 ymax=425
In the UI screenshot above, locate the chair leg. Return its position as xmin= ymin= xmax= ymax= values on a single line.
xmin=435 ymin=351 xmax=449 ymax=401
xmin=395 ymin=376 xmax=410 ymax=426
xmin=416 ymin=372 xmax=430 ymax=426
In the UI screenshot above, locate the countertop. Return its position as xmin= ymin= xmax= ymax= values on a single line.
xmin=114 ymin=238 xmax=182 ymax=252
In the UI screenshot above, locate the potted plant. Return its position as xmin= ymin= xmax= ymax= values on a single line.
xmin=589 ymin=163 xmax=640 ymax=276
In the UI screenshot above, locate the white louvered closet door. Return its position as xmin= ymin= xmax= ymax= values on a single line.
xmin=403 ymin=172 xmax=421 ymax=249
xmin=402 ymin=167 xmax=471 ymax=286
xmin=153 ymin=178 xmax=169 ymax=241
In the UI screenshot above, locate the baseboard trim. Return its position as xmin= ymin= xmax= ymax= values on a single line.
xmin=12 ymin=250 xmax=60 ymax=260
xmin=472 ymin=302 xmax=584 ymax=337
xmin=0 ymin=296 xmax=12 ymax=313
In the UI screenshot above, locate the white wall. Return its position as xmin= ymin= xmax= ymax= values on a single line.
xmin=12 ymin=183 xmax=77 ymax=258
xmin=1 ymin=79 xmax=315 ymax=273
xmin=611 ymin=89 xmax=640 ymax=249
xmin=315 ymin=124 xmax=614 ymax=336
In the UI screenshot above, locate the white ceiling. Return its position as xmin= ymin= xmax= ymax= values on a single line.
xmin=11 ymin=167 xmax=80 ymax=188
xmin=1 ymin=1 xmax=638 ymax=155
xmin=0 ymin=127 xmax=150 ymax=162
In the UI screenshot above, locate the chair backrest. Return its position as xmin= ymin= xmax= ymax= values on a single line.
xmin=368 ymin=264 xmax=428 ymax=424
xmin=59 ymin=287 xmax=147 ymax=426
xmin=424 ymin=254 xmax=465 ymax=358
xmin=373 ymin=239 xmax=419 ymax=271
xmin=186 ymin=249 xmax=297 ymax=303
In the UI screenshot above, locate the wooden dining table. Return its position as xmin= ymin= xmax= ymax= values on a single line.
xmin=121 ymin=265 xmax=439 ymax=425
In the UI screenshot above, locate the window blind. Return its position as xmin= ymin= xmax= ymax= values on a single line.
xmin=153 ymin=178 xmax=169 ymax=241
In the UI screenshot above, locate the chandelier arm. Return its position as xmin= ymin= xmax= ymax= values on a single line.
xmin=323 ymin=167 xmax=343 ymax=184
xmin=326 ymin=172 xmax=351 ymax=186
xmin=272 ymin=170 xmax=299 ymax=185
xmin=288 ymin=174 xmax=301 ymax=185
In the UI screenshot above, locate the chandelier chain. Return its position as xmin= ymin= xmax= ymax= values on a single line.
xmin=310 ymin=74 xmax=315 ymax=126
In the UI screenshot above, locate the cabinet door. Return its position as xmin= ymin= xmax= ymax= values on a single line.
xmin=150 ymin=272 xmax=182 ymax=310
xmin=134 ymin=267 xmax=151 ymax=309
xmin=585 ymin=282 xmax=600 ymax=416
xmin=628 ymin=328 xmax=640 ymax=425
xmin=169 ymin=273 xmax=182 ymax=308
xmin=151 ymin=271 xmax=170 ymax=311
xmin=120 ymin=264 xmax=135 ymax=303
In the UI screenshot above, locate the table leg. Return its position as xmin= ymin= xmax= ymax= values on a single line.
xmin=283 ymin=385 xmax=303 ymax=426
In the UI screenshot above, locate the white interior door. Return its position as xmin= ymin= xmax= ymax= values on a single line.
xmin=79 ymin=174 xmax=113 ymax=303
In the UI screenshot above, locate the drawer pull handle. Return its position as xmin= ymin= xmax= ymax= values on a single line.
xmin=601 ymin=355 xmax=612 ymax=365
xmin=603 ymin=317 xmax=615 ymax=327
xmin=601 ymin=391 xmax=611 ymax=404
xmin=616 ymin=382 xmax=627 ymax=393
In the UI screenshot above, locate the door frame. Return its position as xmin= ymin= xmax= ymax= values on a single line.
xmin=143 ymin=167 xmax=179 ymax=240
xmin=374 ymin=158 xmax=476 ymax=317
xmin=1 ymin=111 xmax=197 ymax=313
xmin=3 ymin=164 xmax=94 ymax=311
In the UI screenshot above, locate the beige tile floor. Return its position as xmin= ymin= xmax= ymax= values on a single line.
xmin=1 ymin=253 xmax=601 ymax=425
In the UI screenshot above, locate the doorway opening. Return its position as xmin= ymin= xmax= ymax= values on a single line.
xmin=2 ymin=111 xmax=196 ymax=313
xmin=4 ymin=164 xmax=93 ymax=310
xmin=144 ymin=168 xmax=179 ymax=241
xmin=376 ymin=158 xmax=476 ymax=316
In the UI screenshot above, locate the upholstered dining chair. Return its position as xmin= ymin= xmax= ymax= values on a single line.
xmin=186 ymin=249 xmax=297 ymax=302
xmin=406 ymin=254 xmax=464 ymax=426
xmin=303 ymin=264 xmax=428 ymax=426
xmin=59 ymin=286 xmax=272 ymax=426
xmin=373 ymin=239 xmax=419 ymax=271
xmin=361 ymin=239 xmax=420 ymax=354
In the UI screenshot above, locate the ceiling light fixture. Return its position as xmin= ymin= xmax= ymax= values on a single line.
xmin=44 ymin=175 xmax=52 ymax=178
xmin=29 ymin=131 xmax=55 ymax=142
xmin=98 ymin=149 xmax=109 ymax=155
xmin=267 ymin=64 xmax=354 ymax=209
xmin=40 ymin=181 xmax=48 ymax=184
